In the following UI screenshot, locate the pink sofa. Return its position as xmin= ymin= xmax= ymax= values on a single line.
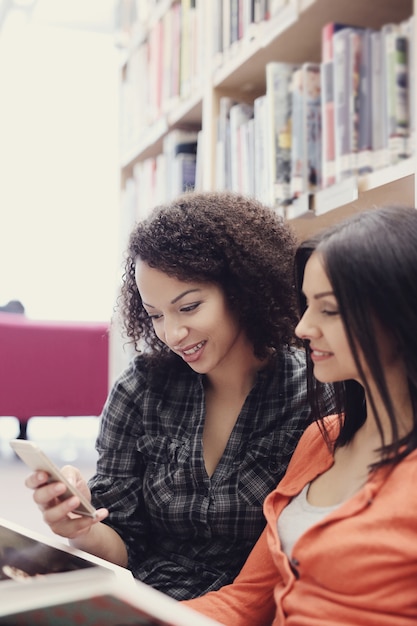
xmin=0 ymin=313 xmax=109 ymax=438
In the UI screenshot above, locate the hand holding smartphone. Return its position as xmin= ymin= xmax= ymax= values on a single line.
xmin=10 ymin=438 xmax=97 ymax=519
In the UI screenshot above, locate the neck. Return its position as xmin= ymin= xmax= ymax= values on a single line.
xmin=205 ymin=350 xmax=268 ymax=397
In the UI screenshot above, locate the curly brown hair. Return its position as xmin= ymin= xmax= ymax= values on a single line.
xmin=119 ymin=190 xmax=299 ymax=361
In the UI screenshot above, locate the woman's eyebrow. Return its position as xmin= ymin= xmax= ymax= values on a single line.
xmin=171 ymin=289 xmax=201 ymax=304
xmin=142 ymin=288 xmax=202 ymax=308
xmin=316 ymin=291 xmax=334 ymax=299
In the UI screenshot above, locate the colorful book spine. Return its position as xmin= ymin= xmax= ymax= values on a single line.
xmin=303 ymin=62 xmax=322 ymax=193
xmin=229 ymin=102 xmax=254 ymax=192
xmin=290 ymin=67 xmax=304 ymax=199
xmin=254 ymin=94 xmax=270 ymax=205
xmin=321 ymin=22 xmax=350 ymax=188
xmin=357 ymin=28 xmax=374 ymax=174
xmin=333 ymin=27 xmax=365 ymax=182
xmin=370 ymin=30 xmax=388 ymax=170
xmin=265 ymin=61 xmax=298 ymax=209
xmin=215 ymin=96 xmax=237 ymax=190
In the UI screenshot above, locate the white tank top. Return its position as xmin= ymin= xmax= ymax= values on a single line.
xmin=277 ymin=483 xmax=338 ymax=558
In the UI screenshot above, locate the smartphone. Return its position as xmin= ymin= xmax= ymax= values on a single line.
xmin=10 ymin=439 xmax=97 ymax=519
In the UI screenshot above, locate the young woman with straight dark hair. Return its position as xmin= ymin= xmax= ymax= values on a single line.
xmin=184 ymin=205 xmax=417 ymax=625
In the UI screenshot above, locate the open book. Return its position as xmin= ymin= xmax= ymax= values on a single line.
xmin=0 ymin=517 xmax=223 ymax=625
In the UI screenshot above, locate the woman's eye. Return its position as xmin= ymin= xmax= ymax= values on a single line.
xmin=321 ymin=309 xmax=339 ymax=316
xmin=149 ymin=313 xmax=162 ymax=321
xmin=180 ymin=302 xmax=200 ymax=313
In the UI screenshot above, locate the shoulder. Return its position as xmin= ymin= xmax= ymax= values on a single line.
xmin=277 ymin=415 xmax=340 ymax=490
xmin=278 ymin=346 xmax=306 ymax=370
xmin=270 ymin=347 xmax=308 ymax=404
xmin=300 ymin=414 xmax=341 ymax=448
xmin=272 ymin=347 xmax=306 ymax=385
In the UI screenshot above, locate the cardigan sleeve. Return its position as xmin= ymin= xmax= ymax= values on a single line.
xmin=182 ymin=525 xmax=277 ymax=626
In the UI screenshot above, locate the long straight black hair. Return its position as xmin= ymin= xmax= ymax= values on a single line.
xmin=295 ymin=206 xmax=417 ymax=468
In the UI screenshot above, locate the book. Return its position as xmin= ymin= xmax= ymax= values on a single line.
xmin=290 ymin=67 xmax=304 ymax=198
xmin=162 ymin=128 xmax=199 ymax=200
xmin=212 ymin=0 xmax=224 ymax=66
xmin=320 ymin=22 xmax=348 ymax=187
xmin=240 ymin=116 xmax=255 ymax=196
xmin=148 ymin=17 xmax=164 ymax=123
xmin=320 ymin=22 xmax=351 ymax=188
xmin=253 ymin=94 xmax=271 ymax=205
xmin=357 ymin=28 xmax=374 ymax=174
xmin=265 ymin=61 xmax=298 ymax=210
xmin=180 ymin=0 xmax=193 ymax=98
xmin=229 ymin=101 xmax=254 ymax=192
xmin=0 ymin=517 xmax=222 ymax=626
xmin=390 ymin=32 xmax=410 ymax=160
xmin=370 ymin=29 xmax=388 ymax=170
xmin=215 ymin=96 xmax=237 ymax=190
xmin=380 ymin=23 xmax=407 ymax=165
xmin=333 ymin=26 xmax=365 ymax=182
xmin=230 ymin=0 xmax=240 ymax=46
xmin=290 ymin=63 xmax=321 ymax=199
xmin=304 ymin=62 xmax=322 ymax=193
xmin=400 ymin=15 xmax=415 ymax=155
xmin=349 ymin=28 xmax=362 ymax=175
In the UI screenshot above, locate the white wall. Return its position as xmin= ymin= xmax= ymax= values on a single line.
xmin=0 ymin=15 xmax=121 ymax=321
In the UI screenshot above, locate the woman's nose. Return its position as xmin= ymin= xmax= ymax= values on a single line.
xmin=295 ymin=310 xmax=318 ymax=340
xmin=163 ymin=317 xmax=188 ymax=346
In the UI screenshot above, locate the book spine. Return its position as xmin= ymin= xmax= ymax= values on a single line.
xmin=381 ymin=23 xmax=400 ymax=165
xmin=320 ymin=23 xmax=350 ymax=188
xmin=266 ymin=61 xmax=297 ymax=209
xmin=180 ymin=0 xmax=192 ymax=98
xmin=215 ymin=96 xmax=237 ymax=190
xmin=230 ymin=0 xmax=240 ymax=45
xmin=394 ymin=35 xmax=410 ymax=158
xmin=333 ymin=28 xmax=354 ymax=182
xmin=229 ymin=102 xmax=254 ymax=192
xmin=254 ymin=94 xmax=270 ymax=204
xmin=349 ymin=28 xmax=362 ymax=177
xmin=290 ymin=67 xmax=304 ymax=199
xmin=223 ymin=0 xmax=231 ymax=55
xmin=357 ymin=28 xmax=374 ymax=174
xmin=400 ymin=15 xmax=415 ymax=156
xmin=303 ymin=62 xmax=322 ymax=193
xmin=370 ymin=30 xmax=388 ymax=170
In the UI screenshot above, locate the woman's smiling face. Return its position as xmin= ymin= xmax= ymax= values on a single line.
xmin=135 ymin=260 xmax=248 ymax=376
xmin=295 ymin=252 xmax=359 ymax=384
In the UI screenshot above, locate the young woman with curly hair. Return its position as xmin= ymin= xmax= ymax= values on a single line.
xmin=26 ymin=191 xmax=334 ymax=600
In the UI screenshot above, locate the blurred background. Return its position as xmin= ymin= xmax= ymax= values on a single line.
xmin=0 ymin=0 xmax=121 ymax=535
xmin=0 ymin=0 xmax=120 ymax=322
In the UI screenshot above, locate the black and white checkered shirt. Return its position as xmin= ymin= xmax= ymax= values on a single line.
xmin=89 ymin=348 xmax=334 ymax=600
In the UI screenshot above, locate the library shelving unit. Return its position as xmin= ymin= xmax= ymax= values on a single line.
xmin=111 ymin=0 xmax=415 ymax=377
xmin=118 ymin=0 xmax=415 ymax=231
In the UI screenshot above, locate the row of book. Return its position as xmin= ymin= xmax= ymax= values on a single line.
xmin=119 ymin=0 xmax=204 ymax=155
xmin=213 ymin=15 xmax=415 ymax=212
xmin=118 ymin=0 xmax=293 ymax=156
xmin=123 ymin=128 xmax=202 ymax=221
xmin=115 ymin=0 xmax=290 ymax=50
xmin=212 ymin=0 xmax=292 ymax=62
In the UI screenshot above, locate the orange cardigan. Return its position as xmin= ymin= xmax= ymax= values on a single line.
xmin=184 ymin=416 xmax=417 ymax=625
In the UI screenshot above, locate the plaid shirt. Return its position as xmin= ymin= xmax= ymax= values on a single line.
xmin=89 ymin=348 xmax=334 ymax=600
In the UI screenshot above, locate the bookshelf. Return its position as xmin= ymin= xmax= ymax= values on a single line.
xmin=112 ymin=0 xmax=415 ymax=375
xmin=119 ymin=0 xmax=416 ymax=229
